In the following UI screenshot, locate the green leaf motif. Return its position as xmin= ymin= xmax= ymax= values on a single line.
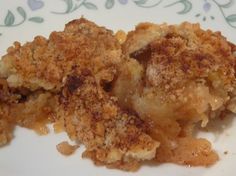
xmin=133 ymin=0 xmax=148 ymax=5
xmin=28 ymin=17 xmax=44 ymax=23
xmin=65 ymin=0 xmax=73 ymax=13
xmin=164 ymin=0 xmax=191 ymax=14
xmin=17 ymin=6 xmax=26 ymax=18
xmin=83 ymin=2 xmax=98 ymax=10
xmin=219 ymin=0 xmax=234 ymax=8
xmin=226 ymin=14 xmax=236 ymax=22
xmin=4 ymin=10 xmax=15 ymax=26
xmin=105 ymin=0 xmax=115 ymax=9
xmin=178 ymin=0 xmax=192 ymax=14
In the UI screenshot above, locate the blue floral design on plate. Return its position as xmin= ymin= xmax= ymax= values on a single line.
xmin=1 ymin=0 xmax=236 ymax=37
xmin=27 ymin=0 xmax=45 ymax=11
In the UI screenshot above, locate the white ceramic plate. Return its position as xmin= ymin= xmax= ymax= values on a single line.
xmin=0 ymin=0 xmax=236 ymax=175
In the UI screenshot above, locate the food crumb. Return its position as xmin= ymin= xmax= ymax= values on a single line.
xmin=33 ymin=123 xmax=50 ymax=135
xmin=56 ymin=141 xmax=79 ymax=156
xmin=53 ymin=119 xmax=64 ymax=133
xmin=224 ymin=151 xmax=228 ymax=155
xmin=115 ymin=30 xmax=126 ymax=44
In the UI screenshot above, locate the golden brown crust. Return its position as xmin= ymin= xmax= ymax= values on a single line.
xmin=0 ymin=18 xmax=159 ymax=170
xmin=0 ymin=18 xmax=121 ymax=91
xmin=0 ymin=78 xmax=19 ymax=146
xmin=125 ymin=22 xmax=236 ymax=95
xmin=0 ymin=106 xmax=14 ymax=146
xmin=0 ymin=19 xmax=235 ymax=170
xmin=58 ymin=71 xmax=159 ymax=170
xmin=113 ymin=22 xmax=236 ymax=166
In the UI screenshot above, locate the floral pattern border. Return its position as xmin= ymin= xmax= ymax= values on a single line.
xmin=0 ymin=0 xmax=236 ymax=36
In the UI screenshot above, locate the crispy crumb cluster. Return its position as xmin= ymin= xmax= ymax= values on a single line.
xmin=0 ymin=18 xmax=121 ymax=91
xmin=0 ymin=78 xmax=19 ymax=145
xmin=113 ymin=22 xmax=236 ymax=166
xmin=123 ymin=22 xmax=236 ymax=95
xmin=58 ymin=71 xmax=159 ymax=170
xmin=0 ymin=18 xmax=235 ymax=171
xmin=0 ymin=18 xmax=158 ymax=170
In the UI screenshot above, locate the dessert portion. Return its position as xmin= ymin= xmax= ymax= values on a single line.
xmin=57 ymin=69 xmax=158 ymax=170
xmin=0 ymin=18 xmax=158 ymax=170
xmin=113 ymin=22 xmax=236 ymax=165
xmin=0 ymin=18 xmax=236 ymax=171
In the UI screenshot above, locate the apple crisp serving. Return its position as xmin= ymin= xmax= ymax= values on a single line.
xmin=113 ymin=22 xmax=236 ymax=166
xmin=0 ymin=18 xmax=236 ymax=171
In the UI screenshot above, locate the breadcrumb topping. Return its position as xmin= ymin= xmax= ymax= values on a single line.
xmin=0 ymin=18 xmax=159 ymax=170
xmin=0 ymin=18 xmax=235 ymax=171
xmin=113 ymin=22 xmax=236 ymax=166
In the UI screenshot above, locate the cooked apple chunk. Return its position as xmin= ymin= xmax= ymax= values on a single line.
xmin=113 ymin=22 xmax=236 ymax=166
